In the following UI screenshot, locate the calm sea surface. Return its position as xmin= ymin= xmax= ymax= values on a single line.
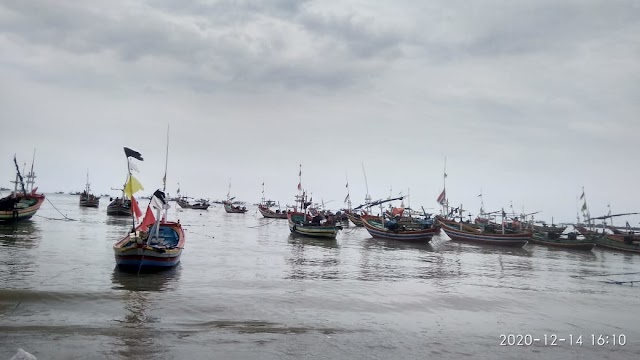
xmin=1 ymin=194 xmax=639 ymax=359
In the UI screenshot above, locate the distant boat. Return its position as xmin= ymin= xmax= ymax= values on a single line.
xmin=114 ymin=140 xmax=185 ymax=270
xmin=257 ymin=183 xmax=287 ymax=219
xmin=54 ymin=191 xmax=65 ymax=194
xmin=107 ymin=197 xmax=132 ymax=216
xmin=79 ymin=171 xmax=100 ymax=208
xmin=576 ymin=212 xmax=640 ymax=253
xmin=0 ymin=152 xmax=45 ymax=223
xmin=0 ymin=187 xmax=10 ymax=191
xmin=223 ymin=182 xmax=247 ymax=213
xmin=177 ymin=196 xmax=210 ymax=210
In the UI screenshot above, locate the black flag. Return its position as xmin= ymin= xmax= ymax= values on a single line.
xmin=153 ymin=190 xmax=166 ymax=205
xmin=124 ymin=147 xmax=143 ymax=161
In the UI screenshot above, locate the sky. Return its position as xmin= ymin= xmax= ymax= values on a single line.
xmin=1 ymin=0 xmax=639 ymax=224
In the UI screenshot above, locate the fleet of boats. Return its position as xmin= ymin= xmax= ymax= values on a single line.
xmin=3 ymin=150 xmax=640 ymax=274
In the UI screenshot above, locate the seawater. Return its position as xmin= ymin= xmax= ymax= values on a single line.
xmin=1 ymin=194 xmax=639 ymax=359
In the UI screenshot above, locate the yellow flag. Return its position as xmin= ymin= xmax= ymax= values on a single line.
xmin=124 ymin=174 xmax=144 ymax=199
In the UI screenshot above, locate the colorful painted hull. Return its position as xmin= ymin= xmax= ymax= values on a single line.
xmin=287 ymin=212 xmax=338 ymax=239
xmin=438 ymin=218 xmax=530 ymax=247
xmin=530 ymin=232 xmax=595 ymax=250
xmin=113 ymin=222 xmax=185 ymax=270
xmin=0 ymin=194 xmax=45 ymax=223
xmin=361 ymin=215 xmax=438 ymax=242
xmin=258 ymin=206 xmax=287 ymax=219
xmin=224 ymin=202 xmax=248 ymax=213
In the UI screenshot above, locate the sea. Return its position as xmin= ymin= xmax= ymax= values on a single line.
xmin=1 ymin=194 xmax=639 ymax=359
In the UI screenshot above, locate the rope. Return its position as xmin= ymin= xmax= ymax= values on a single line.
xmin=44 ymin=197 xmax=76 ymax=221
xmin=247 ymin=219 xmax=280 ymax=228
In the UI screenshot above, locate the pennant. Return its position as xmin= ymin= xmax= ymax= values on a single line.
xmin=626 ymin=221 xmax=631 ymax=228
xmin=444 ymin=173 xmax=448 ymax=178
xmin=140 ymin=206 xmax=156 ymax=230
xmin=124 ymin=175 xmax=144 ymax=198
xmin=297 ymin=182 xmax=302 ymax=191
xmin=131 ymin=196 xmax=143 ymax=218
xmin=344 ymin=193 xmax=350 ymax=203
xmin=477 ymin=194 xmax=482 ymax=197
xmin=124 ymin=147 xmax=143 ymax=161
xmin=128 ymin=159 xmax=139 ymax=172
xmin=579 ymin=189 xmax=585 ymax=200
xmin=436 ymin=189 xmax=446 ymax=204
xmin=345 ymin=182 xmax=349 ymax=188
xmin=581 ymin=201 xmax=587 ymax=212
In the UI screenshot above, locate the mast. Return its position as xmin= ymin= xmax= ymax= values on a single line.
xmin=12 ymin=155 xmax=27 ymax=195
xmin=361 ymin=162 xmax=371 ymax=206
xmin=297 ymin=164 xmax=302 ymax=212
xmin=26 ymin=149 xmax=36 ymax=193
xmin=345 ymin=174 xmax=351 ymax=211
xmin=442 ymin=156 xmax=448 ymax=216
xmin=162 ymin=124 xmax=169 ymax=192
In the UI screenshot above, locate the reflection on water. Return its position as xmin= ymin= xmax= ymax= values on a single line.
xmin=286 ymin=234 xmax=340 ymax=280
xmin=111 ymin=267 xmax=181 ymax=360
xmin=0 ymin=221 xmax=41 ymax=248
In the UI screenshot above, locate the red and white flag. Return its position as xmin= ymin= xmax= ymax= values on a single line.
xmin=436 ymin=189 xmax=446 ymax=204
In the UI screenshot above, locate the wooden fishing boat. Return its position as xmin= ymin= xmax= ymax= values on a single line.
xmin=258 ymin=184 xmax=287 ymax=219
xmin=258 ymin=204 xmax=287 ymax=219
xmin=345 ymin=211 xmax=364 ymax=227
xmin=533 ymin=224 xmax=567 ymax=234
xmin=107 ymin=197 xmax=132 ymax=216
xmin=177 ymin=197 xmax=210 ymax=210
xmin=79 ymin=172 xmax=100 ymax=208
xmin=114 ymin=218 xmax=185 ymax=270
xmin=361 ymin=214 xmax=439 ymax=242
xmin=114 ymin=137 xmax=185 ymax=270
xmin=224 ymin=200 xmax=248 ymax=213
xmin=0 ymin=154 xmax=45 ymax=223
xmin=529 ymin=231 xmax=595 ymax=250
xmin=576 ymin=226 xmax=640 ymax=254
xmin=287 ymin=211 xmax=339 ymax=238
xmin=437 ymin=217 xmax=530 ymax=247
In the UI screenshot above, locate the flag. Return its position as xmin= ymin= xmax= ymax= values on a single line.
xmin=626 ymin=221 xmax=631 ymax=228
xmin=124 ymin=147 xmax=143 ymax=161
xmin=436 ymin=189 xmax=446 ymax=204
xmin=344 ymin=193 xmax=350 ymax=203
xmin=444 ymin=173 xmax=448 ymax=178
xmin=297 ymin=182 xmax=301 ymax=191
xmin=140 ymin=206 xmax=156 ymax=230
xmin=581 ymin=201 xmax=587 ymax=212
xmin=131 ymin=196 xmax=143 ymax=218
xmin=477 ymin=194 xmax=482 ymax=197
xmin=345 ymin=182 xmax=348 ymax=188
xmin=151 ymin=189 xmax=167 ymax=210
xmin=128 ymin=159 xmax=139 ymax=172
xmin=502 ymin=208 xmax=506 ymax=218
xmin=124 ymin=174 xmax=144 ymax=198
xmin=580 ymin=189 xmax=585 ymax=200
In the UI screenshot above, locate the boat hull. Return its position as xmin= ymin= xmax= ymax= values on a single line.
xmin=591 ymin=234 xmax=640 ymax=254
xmin=224 ymin=202 xmax=248 ymax=213
xmin=346 ymin=212 xmax=364 ymax=227
xmin=258 ymin=206 xmax=287 ymax=219
xmin=0 ymin=194 xmax=45 ymax=223
xmin=288 ymin=212 xmax=338 ymax=239
xmin=438 ymin=218 xmax=529 ymax=247
xmin=361 ymin=215 xmax=438 ymax=242
xmin=79 ymin=197 xmax=99 ymax=208
xmin=107 ymin=199 xmax=131 ymax=216
xmin=113 ymin=222 xmax=185 ymax=270
xmin=530 ymin=233 xmax=595 ymax=250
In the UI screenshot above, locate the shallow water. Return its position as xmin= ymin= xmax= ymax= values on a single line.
xmin=1 ymin=194 xmax=639 ymax=359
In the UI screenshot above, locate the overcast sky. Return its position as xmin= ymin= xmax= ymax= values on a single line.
xmin=1 ymin=0 xmax=639 ymax=224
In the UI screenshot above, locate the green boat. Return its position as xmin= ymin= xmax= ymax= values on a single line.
xmin=530 ymin=231 xmax=595 ymax=251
